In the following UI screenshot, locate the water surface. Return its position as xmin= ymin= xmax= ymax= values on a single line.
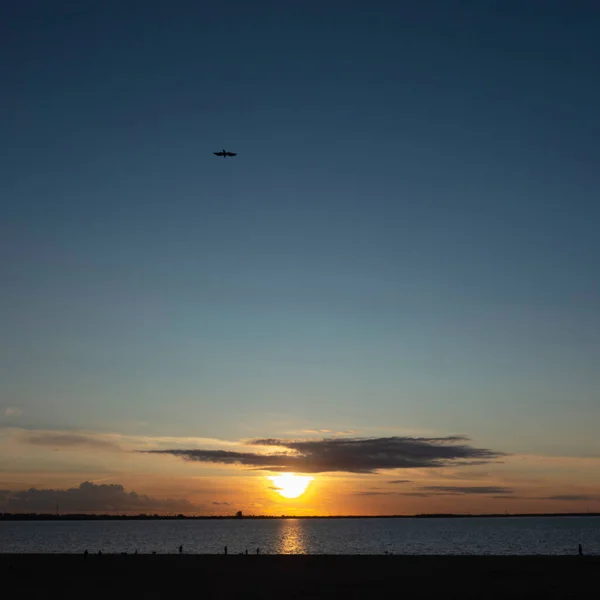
xmin=1 ymin=517 xmax=599 ymax=555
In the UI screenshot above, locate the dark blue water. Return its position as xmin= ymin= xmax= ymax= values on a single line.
xmin=1 ymin=517 xmax=598 ymax=555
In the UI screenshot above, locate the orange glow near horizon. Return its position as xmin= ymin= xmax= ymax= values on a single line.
xmin=3 ymin=424 xmax=600 ymax=516
xmin=268 ymin=473 xmax=314 ymax=499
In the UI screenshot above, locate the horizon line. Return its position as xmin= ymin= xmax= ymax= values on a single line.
xmin=2 ymin=512 xmax=599 ymax=520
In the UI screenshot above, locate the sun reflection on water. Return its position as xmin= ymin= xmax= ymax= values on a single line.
xmin=274 ymin=518 xmax=307 ymax=554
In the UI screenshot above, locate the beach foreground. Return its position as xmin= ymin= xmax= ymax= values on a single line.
xmin=2 ymin=554 xmax=598 ymax=599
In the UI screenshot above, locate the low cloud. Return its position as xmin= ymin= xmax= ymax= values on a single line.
xmin=387 ymin=480 xmax=412 ymax=484
xmin=211 ymin=501 xmax=232 ymax=506
xmin=539 ymin=494 xmax=599 ymax=502
xmin=21 ymin=431 xmax=121 ymax=452
xmin=0 ymin=482 xmax=198 ymax=514
xmin=357 ymin=485 xmax=514 ymax=497
xmin=143 ymin=436 xmax=505 ymax=475
xmin=491 ymin=494 xmax=600 ymax=503
xmin=490 ymin=495 xmax=525 ymax=500
xmin=3 ymin=426 xmax=241 ymax=454
xmin=419 ymin=486 xmax=514 ymax=495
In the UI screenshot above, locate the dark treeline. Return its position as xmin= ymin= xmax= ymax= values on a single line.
xmin=1 ymin=513 xmax=599 ymax=521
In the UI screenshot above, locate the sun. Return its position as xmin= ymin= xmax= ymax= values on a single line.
xmin=268 ymin=473 xmax=314 ymax=499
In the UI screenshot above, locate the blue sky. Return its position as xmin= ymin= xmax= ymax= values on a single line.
xmin=1 ymin=1 xmax=600 ymax=511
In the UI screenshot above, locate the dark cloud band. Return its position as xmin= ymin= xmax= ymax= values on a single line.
xmin=142 ymin=436 xmax=505 ymax=474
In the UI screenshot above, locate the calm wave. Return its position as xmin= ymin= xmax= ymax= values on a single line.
xmin=1 ymin=517 xmax=599 ymax=555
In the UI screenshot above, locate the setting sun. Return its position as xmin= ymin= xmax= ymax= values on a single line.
xmin=268 ymin=473 xmax=314 ymax=499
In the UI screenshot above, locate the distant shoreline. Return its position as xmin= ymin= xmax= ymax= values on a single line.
xmin=1 ymin=512 xmax=599 ymax=521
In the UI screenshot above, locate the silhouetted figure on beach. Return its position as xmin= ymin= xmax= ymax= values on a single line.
xmin=245 ymin=549 xmax=248 ymax=555
xmin=179 ymin=545 xmax=183 ymax=555
xmin=579 ymin=543 xmax=583 ymax=556
xmin=98 ymin=550 xmax=102 ymax=555
xmin=224 ymin=545 xmax=228 ymax=555
xmin=256 ymin=547 xmax=260 ymax=555
xmin=83 ymin=549 xmax=88 ymax=561
xmin=134 ymin=549 xmax=138 ymax=555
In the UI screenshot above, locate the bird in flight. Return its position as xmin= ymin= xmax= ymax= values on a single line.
xmin=214 ymin=149 xmax=237 ymax=158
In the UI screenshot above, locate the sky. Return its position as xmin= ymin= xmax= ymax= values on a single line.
xmin=1 ymin=0 xmax=599 ymax=516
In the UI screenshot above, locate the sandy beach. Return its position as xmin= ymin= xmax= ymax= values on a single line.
xmin=2 ymin=554 xmax=598 ymax=599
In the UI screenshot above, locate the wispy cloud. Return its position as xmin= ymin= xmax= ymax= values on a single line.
xmin=387 ymin=480 xmax=412 ymax=484
xmin=490 ymin=495 xmax=526 ymax=500
xmin=302 ymin=429 xmax=332 ymax=434
xmin=356 ymin=485 xmax=514 ymax=497
xmin=419 ymin=486 xmax=514 ymax=495
xmin=143 ymin=436 xmax=505 ymax=474
xmin=21 ymin=431 xmax=122 ymax=452
xmin=301 ymin=429 xmax=358 ymax=436
xmin=416 ymin=468 xmax=492 ymax=481
xmin=211 ymin=501 xmax=232 ymax=506
xmin=353 ymin=491 xmax=396 ymax=496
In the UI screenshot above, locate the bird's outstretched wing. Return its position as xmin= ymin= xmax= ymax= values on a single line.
xmin=225 ymin=152 xmax=237 ymax=156
xmin=214 ymin=151 xmax=225 ymax=156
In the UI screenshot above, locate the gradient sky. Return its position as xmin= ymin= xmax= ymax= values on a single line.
xmin=1 ymin=1 xmax=600 ymax=515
